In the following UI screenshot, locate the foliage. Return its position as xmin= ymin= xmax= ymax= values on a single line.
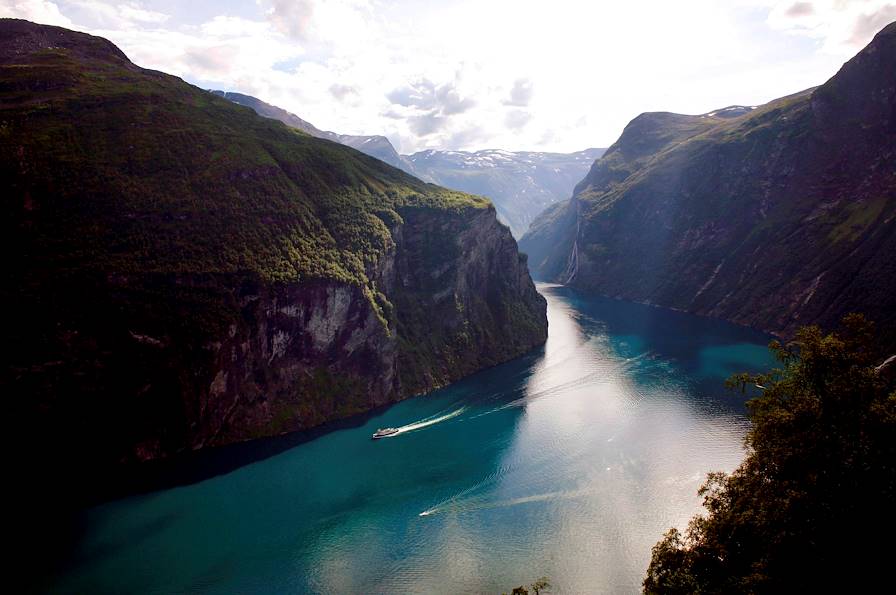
xmin=503 ymin=576 xmax=551 ymax=595
xmin=2 ymin=20 xmax=549 ymax=473
xmin=644 ymin=314 xmax=896 ymax=594
xmin=520 ymin=23 xmax=896 ymax=348
xmin=0 ymin=24 xmax=488 ymax=314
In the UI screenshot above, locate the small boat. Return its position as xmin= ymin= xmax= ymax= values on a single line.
xmin=372 ymin=427 xmax=399 ymax=439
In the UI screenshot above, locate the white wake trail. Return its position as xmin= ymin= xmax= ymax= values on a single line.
xmin=392 ymin=406 xmax=467 ymax=436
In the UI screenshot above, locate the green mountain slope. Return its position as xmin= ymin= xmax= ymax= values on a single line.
xmin=0 ymin=19 xmax=547 ymax=470
xmin=210 ymin=89 xmax=417 ymax=174
xmin=520 ymin=22 xmax=896 ymax=346
xmin=209 ymin=89 xmax=605 ymax=238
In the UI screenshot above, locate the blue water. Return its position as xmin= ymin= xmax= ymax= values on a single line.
xmin=49 ymin=285 xmax=775 ymax=594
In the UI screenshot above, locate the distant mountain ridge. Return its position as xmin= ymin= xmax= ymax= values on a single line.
xmin=210 ymin=90 xmax=414 ymax=172
xmin=211 ymin=90 xmax=604 ymax=236
xmin=406 ymin=147 xmax=606 ymax=236
xmin=520 ymin=21 xmax=896 ymax=348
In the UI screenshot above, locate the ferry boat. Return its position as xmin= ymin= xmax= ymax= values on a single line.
xmin=372 ymin=427 xmax=399 ymax=439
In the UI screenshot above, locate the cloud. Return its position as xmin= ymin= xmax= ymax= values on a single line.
xmin=0 ymin=0 xmax=74 ymax=27
xmin=408 ymin=112 xmax=447 ymax=136
xmin=265 ymin=0 xmax=315 ymax=40
xmin=848 ymin=4 xmax=896 ymax=45
xmin=386 ymin=78 xmax=475 ymax=115
xmin=116 ymin=3 xmax=168 ymax=24
xmin=505 ymin=109 xmax=532 ymax=130
xmin=784 ymin=2 xmax=815 ymax=18
xmin=182 ymin=44 xmax=239 ymax=77
xmin=385 ymin=78 xmax=476 ymax=138
xmin=329 ymin=83 xmax=359 ymax=101
xmin=767 ymin=0 xmax=896 ymax=51
xmin=503 ymin=78 xmax=533 ymax=106
xmin=443 ymin=126 xmax=489 ymax=150
xmin=6 ymin=0 xmax=891 ymax=155
xmin=437 ymin=84 xmax=476 ymax=115
xmin=56 ymin=1 xmax=170 ymax=30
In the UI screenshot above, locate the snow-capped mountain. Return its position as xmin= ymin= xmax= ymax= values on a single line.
xmin=406 ymin=148 xmax=605 ymax=236
xmin=212 ymin=90 xmax=604 ymax=236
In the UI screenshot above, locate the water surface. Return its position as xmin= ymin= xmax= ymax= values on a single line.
xmin=50 ymin=285 xmax=774 ymax=594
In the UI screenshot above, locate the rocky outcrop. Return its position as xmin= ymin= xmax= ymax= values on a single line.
xmin=127 ymin=205 xmax=546 ymax=461
xmin=521 ymin=22 xmax=896 ymax=348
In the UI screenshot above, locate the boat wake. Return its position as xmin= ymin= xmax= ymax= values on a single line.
xmin=419 ymin=487 xmax=596 ymax=517
xmin=384 ymin=406 xmax=468 ymax=437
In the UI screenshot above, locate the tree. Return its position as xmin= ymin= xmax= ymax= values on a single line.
xmin=504 ymin=577 xmax=550 ymax=595
xmin=644 ymin=315 xmax=896 ymax=594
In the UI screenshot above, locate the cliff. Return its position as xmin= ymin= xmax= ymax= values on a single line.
xmin=520 ymin=22 xmax=896 ymax=347
xmin=0 ymin=19 xmax=547 ymax=469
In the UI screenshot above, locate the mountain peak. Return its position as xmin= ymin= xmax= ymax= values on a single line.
xmin=0 ymin=18 xmax=129 ymax=65
xmin=810 ymin=17 xmax=896 ymax=131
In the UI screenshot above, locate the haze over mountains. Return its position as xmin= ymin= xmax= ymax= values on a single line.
xmin=213 ymin=90 xmax=604 ymax=236
xmin=406 ymin=147 xmax=606 ymax=237
xmin=520 ymin=21 xmax=896 ymax=349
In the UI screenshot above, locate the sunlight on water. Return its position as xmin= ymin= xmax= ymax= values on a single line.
xmin=49 ymin=285 xmax=775 ymax=594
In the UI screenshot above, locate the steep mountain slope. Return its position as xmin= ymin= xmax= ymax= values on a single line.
xmin=407 ymin=148 xmax=606 ymax=237
xmin=213 ymin=90 xmax=605 ymax=237
xmin=0 ymin=19 xmax=547 ymax=470
xmin=211 ymin=89 xmax=416 ymax=174
xmin=520 ymin=22 xmax=896 ymax=346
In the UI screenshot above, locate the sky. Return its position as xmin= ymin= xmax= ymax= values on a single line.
xmin=1 ymin=1 xmax=894 ymax=154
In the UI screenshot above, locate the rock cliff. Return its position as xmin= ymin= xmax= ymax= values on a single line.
xmin=521 ymin=22 xmax=896 ymax=347
xmin=0 ymin=19 xmax=547 ymax=469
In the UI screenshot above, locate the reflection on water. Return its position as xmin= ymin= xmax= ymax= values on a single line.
xmin=48 ymin=285 xmax=774 ymax=594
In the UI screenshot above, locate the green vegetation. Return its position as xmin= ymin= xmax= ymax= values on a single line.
xmin=644 ymin=315 xmax=896 ymax=593
xmin=1 ymin=19 xmax=491 ymax=360
xmin=520 ymin=23 xmax=896 ymax=349
xmin=1 ymin=23 xmax=487 ymax=305
xmin=503 ymin=576 xmax=551 ymax=595
xmin=828 ymin=196 xmax=889 ymax=243
xmin=2 ymin=20 xmax=546 ymax=473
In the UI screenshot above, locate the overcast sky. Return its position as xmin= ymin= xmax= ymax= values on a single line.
xmin=2 ymin=1 xmax=894 ymax=153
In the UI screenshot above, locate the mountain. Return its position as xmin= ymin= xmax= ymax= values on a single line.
xmin=406 ymin=148 xmax=606 ymax=237
xmin=520 ymin=22 xmax=896 ymax=347
xmin=0 ymin=19 xmax=547 ymax=472
xmin=211 ymin=91 xmax=604 ymax=237
xmin=211 ymin=90 xmax=417 ymax=174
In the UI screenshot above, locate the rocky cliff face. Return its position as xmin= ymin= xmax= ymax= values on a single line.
xmin=1 ymin=19 xmax=546 ymax=469
xmin=521 ymin=22 xmax=896 ymax=347
xmin=113 ymin=203 xmax=544 ymax=462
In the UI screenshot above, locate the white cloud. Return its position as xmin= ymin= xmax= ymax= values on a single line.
xmin=503 ymin=79 xmax=534 ymax=107
xmin=0 ymin=0 xmax=74 ymax=27
xmin=766 ymin=0 xmax=896 ymax=53
xmin=264 ymin=0 xmax=314 ymax=39
xmin=505 ymin=109 xmax=533 ymax=131
xmin=2 ymin=0 xmax=893 ymax=153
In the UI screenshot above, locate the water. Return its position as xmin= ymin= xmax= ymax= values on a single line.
xmin=48 ymin=285 xmax=775 ymax=594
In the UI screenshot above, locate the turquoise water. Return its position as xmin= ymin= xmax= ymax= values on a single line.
xmin=49 ymin=285 xmax=774 ymax=594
